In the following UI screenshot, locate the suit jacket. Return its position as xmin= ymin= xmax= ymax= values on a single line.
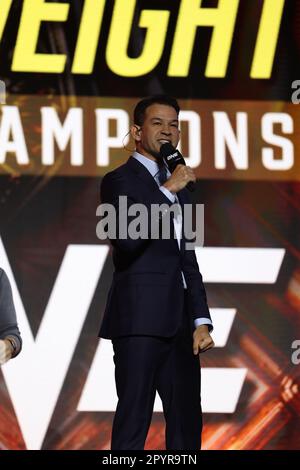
xmin=98 ymin=156 xmax=211 ymax=339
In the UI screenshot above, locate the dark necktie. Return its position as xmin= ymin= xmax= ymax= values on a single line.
xmin=156 ymin=164 xmax=168 ymax=186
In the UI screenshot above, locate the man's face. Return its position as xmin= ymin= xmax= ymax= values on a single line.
xmin=132 ymin=103 xmax=180 ymax=160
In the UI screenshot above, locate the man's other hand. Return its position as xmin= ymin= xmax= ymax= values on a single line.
xmin=193 ymin=325 xmax=214 ymax=355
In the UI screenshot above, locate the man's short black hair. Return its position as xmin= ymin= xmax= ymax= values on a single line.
xmin=134 ymin=95 xmax=180 ymax=126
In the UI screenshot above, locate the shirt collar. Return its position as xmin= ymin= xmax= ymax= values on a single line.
xmin=133 ymin=151 xmax=167 ymax=178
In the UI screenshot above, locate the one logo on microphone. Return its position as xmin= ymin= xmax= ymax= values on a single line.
xmin=166 ymin=151 xmax=179 ymax=160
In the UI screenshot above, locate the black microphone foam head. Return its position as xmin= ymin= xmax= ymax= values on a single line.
xmin=159 ymin=143 xmax=185 ymax=172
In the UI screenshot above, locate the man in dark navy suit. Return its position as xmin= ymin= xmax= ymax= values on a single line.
xmin=99 ymin=95 xmax=214 ymax=450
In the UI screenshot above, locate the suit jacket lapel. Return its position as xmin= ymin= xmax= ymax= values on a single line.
xmin=126 ymin=155 xmax=160 ymax=193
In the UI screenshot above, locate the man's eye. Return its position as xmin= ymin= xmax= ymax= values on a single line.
xmin=153 ymin=122 xmax=161 ymax=125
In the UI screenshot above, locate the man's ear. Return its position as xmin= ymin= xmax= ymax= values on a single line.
xmin=130 ymin=124 xmax=142 ymax=141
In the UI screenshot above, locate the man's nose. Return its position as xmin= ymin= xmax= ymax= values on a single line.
xmin=161 ymin=127 xmax=171 ymax=135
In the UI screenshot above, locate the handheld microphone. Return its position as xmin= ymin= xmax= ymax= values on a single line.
xmin=160 ymin=143 xmax=195 ymax=192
